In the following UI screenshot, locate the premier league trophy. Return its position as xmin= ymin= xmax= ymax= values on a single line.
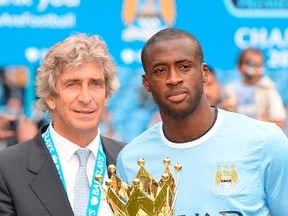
xmin=95 ymin=157 xmax=182 ymax=216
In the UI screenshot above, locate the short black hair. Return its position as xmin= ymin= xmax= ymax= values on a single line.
xmin=141 ymin=28 xmax=204 ymax=72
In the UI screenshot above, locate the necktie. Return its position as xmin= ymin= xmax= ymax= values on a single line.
xmin=74 ymin=148 xmax=91 ymax=216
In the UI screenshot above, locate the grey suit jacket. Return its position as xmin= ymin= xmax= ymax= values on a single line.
xmin=0 ymin=125 xmax=125 ymax=216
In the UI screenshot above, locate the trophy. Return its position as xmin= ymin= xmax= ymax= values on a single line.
xmin=95 ymin=157 xmax=182 ymax=216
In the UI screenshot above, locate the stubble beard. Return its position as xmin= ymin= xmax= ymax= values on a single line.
xmin=153 ymin=88 xmax=203 ymax=119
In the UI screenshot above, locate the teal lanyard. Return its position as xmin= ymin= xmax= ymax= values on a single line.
xmin=43 ymin=126 xmax=106 ymax=215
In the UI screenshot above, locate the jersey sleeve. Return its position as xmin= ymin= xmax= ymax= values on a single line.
xmin=116 ymin=150 xmax=129 ymax=184
xmin=261 ymin=124 xmax=288 ymax=215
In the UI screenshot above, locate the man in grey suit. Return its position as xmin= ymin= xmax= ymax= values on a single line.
xmin=0 ymin=33 xmax=125 ymax=216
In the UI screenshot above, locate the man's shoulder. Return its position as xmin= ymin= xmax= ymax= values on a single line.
xmin=101 ymin=136 xmax=126 ymax=149
xmin=0 ymin=124 xmax=48 ymax=157
xmin=119 ymin=123 xmax=161 ymax=155
xmin=257 ymin=76 xmax=275 ymax=88
xmin=223 ymin=110 xmax=282 ymax=133
xmin=0 ymin=136 xmax=41 ymax=165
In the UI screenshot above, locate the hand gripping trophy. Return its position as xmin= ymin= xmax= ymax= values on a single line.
xmin=95 ymin=157 xmax=182 ymax=216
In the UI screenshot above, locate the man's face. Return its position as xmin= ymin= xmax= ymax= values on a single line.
xmin=45 ymin=62 xmax=108 ymax=136
xmin=239 ymin=51 xmax=264 ymax=84
xmin=142 ymin=39 xmax=207 ymax=119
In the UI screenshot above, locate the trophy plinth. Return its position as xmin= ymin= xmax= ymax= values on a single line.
xmin=95 ymin=157 xmax=182 ymax=216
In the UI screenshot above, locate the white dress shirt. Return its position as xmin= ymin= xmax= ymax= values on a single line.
xmin=49 ymin=124 xmax=113 ymax=215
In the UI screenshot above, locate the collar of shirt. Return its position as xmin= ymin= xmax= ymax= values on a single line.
xmin=48 ymin=122 xmax=101 ymax=162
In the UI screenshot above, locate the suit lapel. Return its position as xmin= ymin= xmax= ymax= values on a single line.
xmin=101 ymin=136 xmax=117 ymax=167
xmin=101 ymin=136 xmax=125 ymax=177
xmin=27 ymin=127 xmax=74 ymax=216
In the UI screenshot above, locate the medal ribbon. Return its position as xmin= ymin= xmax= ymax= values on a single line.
xmin=43 ymin=126 xmax=106 ymax=215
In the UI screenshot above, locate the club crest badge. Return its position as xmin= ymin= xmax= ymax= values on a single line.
xmin=121 ymin=0 xmax=177 ymax=42
xmin=212 ymin=162 xmax=241 ymax=194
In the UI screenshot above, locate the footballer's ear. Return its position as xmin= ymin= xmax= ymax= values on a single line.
xmin=202 ymin=63 xmax=209 ymax=83
xmin=142 ymin=74 xmax=151 ymax=92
